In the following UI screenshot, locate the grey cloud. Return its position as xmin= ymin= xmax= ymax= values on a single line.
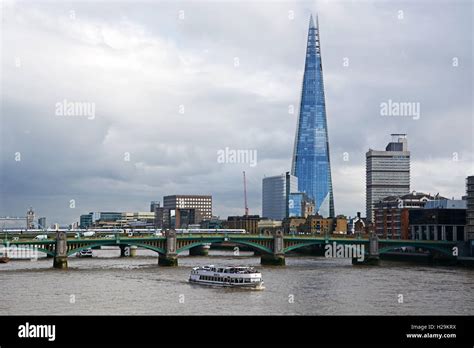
xmin=1 ymin=0 xmax=472 ymax=224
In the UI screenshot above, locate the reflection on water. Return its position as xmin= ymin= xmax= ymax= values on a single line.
xmin=1 ymin=249 xmax=473 ymax=315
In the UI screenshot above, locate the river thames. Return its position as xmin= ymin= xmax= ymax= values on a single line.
xmin=1 ymin=249 xmax=473 ymax=315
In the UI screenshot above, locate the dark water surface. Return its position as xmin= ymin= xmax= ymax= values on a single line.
xmin=1 ymin=249 xmax=473 ymax=315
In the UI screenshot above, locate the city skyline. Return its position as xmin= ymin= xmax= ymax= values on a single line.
xmin=1 ymin=1 xmax=473 ymax=225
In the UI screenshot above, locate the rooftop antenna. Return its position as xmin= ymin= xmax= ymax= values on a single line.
xmin=243 ymin=171 xmax=249 ymax=216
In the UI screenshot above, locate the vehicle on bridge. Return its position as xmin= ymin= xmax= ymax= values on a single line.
xmin=189 ymin=265 xmax=264 ymax=290
xmin=34 ymin=235 xmax=48 ymax=240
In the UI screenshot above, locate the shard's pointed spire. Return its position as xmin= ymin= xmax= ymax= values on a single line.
xmin=306 ymin=13 xmax=321 ymax=57
xmin=292 ymin=14 xmax=334 ymax=218
xmin=309 ymin=13 xmax=316 ymax=29
xmin=315 ymin=14 xmax=321 ymax=57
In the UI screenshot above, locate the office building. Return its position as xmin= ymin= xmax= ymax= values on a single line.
xmin=80 ymin=213 xmax=93 ymax=229
xmin=200 ymin=216 xmax=224 ymax=229
xmin=410 ymin=207 xmax=466 ymax=242
xmin=223 ymin=215 xmax=260 ymax=234
xmin=291 ymin=14 xmax=334 ymax=218
xmin=424 ymin=199 xmax=466 ymax=209
xmin=262 ymin=172 xmax=298 ymax=220
xmin=366 ymin=134 xmax=410 ymax=222
xmin=119 ymin=212 xmax=155 ymax=228
xmin=163 ymin=195 xmax=212 ymax=228
xmin=154 ymin=207 xmax=171 ymax=229
xmin=92 ymin=212 xmax=123 ymax=228
xmin=466 ymin=176 xmax=474 ymax=242
xmin=374 ymin=191 xmax=438 ymax=239
xmin=150 ymin=201 xmax=161 ymax=213
xmin=38 ymin=217 xmax=47 ymax=229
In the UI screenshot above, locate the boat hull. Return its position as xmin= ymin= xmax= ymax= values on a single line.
xmin=76 ymin=252 xmax=93 ymax=258
xmin=189 ymin=278 xmax=264 ymax=290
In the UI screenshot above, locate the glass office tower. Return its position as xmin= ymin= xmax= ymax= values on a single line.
xmin=291 ymin=14 xmax=334 ymax=217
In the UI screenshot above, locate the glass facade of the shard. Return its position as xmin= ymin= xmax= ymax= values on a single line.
xmin=291 ymin=15 xmax=334 ymax=217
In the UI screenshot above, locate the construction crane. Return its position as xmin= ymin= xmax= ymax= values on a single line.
xmin=243 ymin=171 xmax=249 ymax=216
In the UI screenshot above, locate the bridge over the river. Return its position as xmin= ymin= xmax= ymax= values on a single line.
xmin=0 ymin=230 xmax=457 ymax=269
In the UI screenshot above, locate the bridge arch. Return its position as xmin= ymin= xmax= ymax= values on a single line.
xmin=0 ymin=244 xmax=55 ymax=257
xmin=378 ymin=244 xmax=454 ymax=257
xmin=36 ymin=247 xmax=55 ymax=257
xmin=176 ymin=239 xmax=274 ymax=255
xmin=283 ymin=240 xmax=369 ymax=254
xmin=222 ymin=239 xmax=274 ymax=254
xmin=176 ymin=239 xmax=221 ymax=255
xmin=66 ymin=242 xmax=166 ymax=257
xmin=284 ymin=241 xmax=325 ymax=253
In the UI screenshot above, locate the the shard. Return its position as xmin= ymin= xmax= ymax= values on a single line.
xmin=291 ymin=14 xmax=335 ymax=217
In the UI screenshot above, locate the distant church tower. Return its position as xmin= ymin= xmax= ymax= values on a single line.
xmin=26 ymin=207 xmax=35 ymax=229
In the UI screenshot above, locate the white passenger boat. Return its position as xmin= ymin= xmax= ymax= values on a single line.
xmin=76 ymin=249 xmax=93 ymax=258
xmin=189 ymin=265 xmax=264 ymax=290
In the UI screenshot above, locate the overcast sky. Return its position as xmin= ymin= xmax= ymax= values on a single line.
xmin=1 ymin=0 xmax=472 ymax=225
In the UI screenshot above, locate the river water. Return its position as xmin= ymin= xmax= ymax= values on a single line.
xmin=1 ymin=249 xmax=473 ymax=315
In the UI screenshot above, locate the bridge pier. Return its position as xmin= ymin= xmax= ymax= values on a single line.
xmin=352 ymin=256 xmax=379 ymax=265
xmin=53 ymin=256 xmax=68 ymax=269
xmin=53 ymin=231 xmax=68 ymax=269
xmin=260 ymin=230 xmax=285 ymax=266
xmin=159 ymin=230 xmax=178 ymax=266
xmin=159 ymin=253 xmax=178 ymax=266
xmin=261 ymin=253 xmax=285 ymax=266
xmin=189 ymin=245 xmax=209 ymax=256
xmin=353 ymin=232 xmax=380 ymax=265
